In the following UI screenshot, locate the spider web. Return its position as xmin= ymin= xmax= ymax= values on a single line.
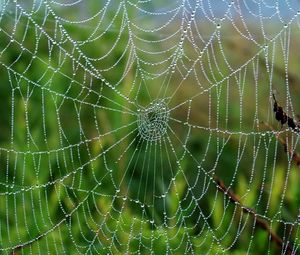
xmin=1 ymin=0 xmax=300 ymax=254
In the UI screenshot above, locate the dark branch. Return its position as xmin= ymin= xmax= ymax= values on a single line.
xmin=262 ymin=122 xmax=300 ymax=167
xmin=214 ymin=177 xmax=297 ymax=255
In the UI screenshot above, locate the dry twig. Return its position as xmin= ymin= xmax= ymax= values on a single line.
xmin=214 ymin=177 xmax=297 ymax=255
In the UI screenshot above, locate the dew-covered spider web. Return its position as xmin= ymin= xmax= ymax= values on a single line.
xmin=1 ymin=0 xmax=300 ymax=254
